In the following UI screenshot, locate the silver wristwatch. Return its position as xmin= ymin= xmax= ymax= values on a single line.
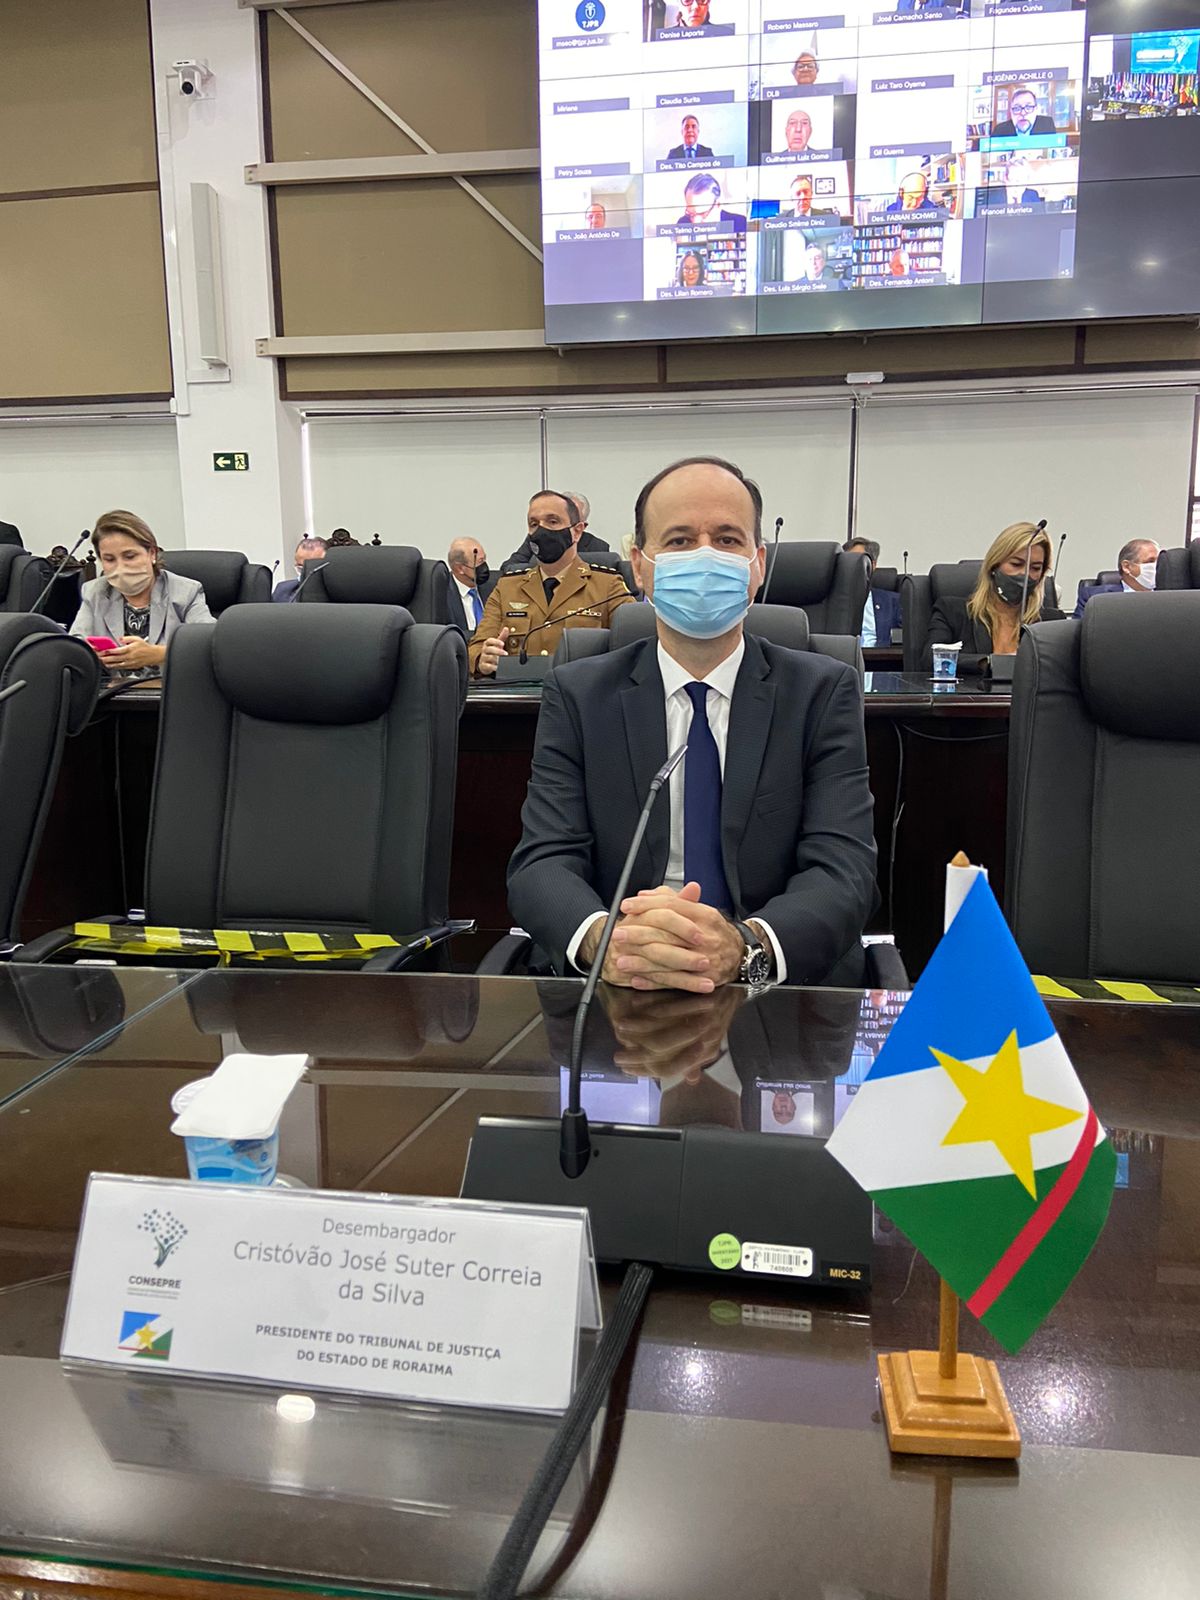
xmin=733 ymin=919 xmax=772 ymax=986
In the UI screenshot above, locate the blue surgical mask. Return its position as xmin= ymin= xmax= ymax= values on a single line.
xmin=646 ymin=547 xmax=754 ymax=639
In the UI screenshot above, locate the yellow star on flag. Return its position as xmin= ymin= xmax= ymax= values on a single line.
xmin=932 ymin=1031 xmax=1081 ymax=1199
xmin=134 ymin=1324 xmax=157 ymax=1350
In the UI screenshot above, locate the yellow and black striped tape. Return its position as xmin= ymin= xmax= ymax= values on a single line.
xmin=69 ymin=923 xmax=412 ymax=963
xmin=1035 ymin=976 xmax=1200 ymax=1006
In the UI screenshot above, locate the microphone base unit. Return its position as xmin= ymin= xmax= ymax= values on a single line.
xmin=987 ymin=652 xmax=1017 ymax=684
xmin=496 ymin=656 xmax=553 ymax=683
xmin=462 ymin=1117 xmax=873 ymax=1288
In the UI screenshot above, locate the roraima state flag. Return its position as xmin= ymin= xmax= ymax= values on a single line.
xmin=827 ymin=872 xmax=1116 ymax=1352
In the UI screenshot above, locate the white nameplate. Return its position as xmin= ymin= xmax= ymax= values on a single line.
xmin=62 ymin=1175 xmax=601 ymax=1415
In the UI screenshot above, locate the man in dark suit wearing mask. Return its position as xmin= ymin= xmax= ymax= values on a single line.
xmin=507 ymin=456 xmax=878 ymax=989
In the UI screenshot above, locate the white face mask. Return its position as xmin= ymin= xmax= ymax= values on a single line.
xmin=1137 ymin=562 xmax=1157 ymax=591
xmin=106 ymin=564 xmax=155 ymax=597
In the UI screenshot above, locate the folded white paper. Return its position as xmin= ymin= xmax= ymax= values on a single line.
xmin=170 ymin=1053 xmax=309 ymax=1140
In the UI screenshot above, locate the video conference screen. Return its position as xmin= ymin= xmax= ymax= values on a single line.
xmin=538 ymin=0 xmax=1200 ymax=341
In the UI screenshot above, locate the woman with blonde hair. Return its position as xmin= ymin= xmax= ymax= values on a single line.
xmin=927 ymin=520 xmax=1060 ymax=667
xmin=71 ymin=510 xmax=213 ymax=675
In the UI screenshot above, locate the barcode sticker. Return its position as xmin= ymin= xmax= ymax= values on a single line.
xmin=740 ymin=1241 xmax=813 ymax=1278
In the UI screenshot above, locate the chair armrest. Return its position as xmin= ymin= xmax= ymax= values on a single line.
xmin=360 ymin=919 xmax=475 ymax=973
xmin=863 ymin=939 xmax=910 ymax=991
xmin=476 ymin=931 xmax=534 ymax=976
xmin=11 ymin=926 xmax=84 ymax=964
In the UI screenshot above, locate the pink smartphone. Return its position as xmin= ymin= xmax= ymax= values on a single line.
xmin=87 ymin=636 xmax=118 ymax=653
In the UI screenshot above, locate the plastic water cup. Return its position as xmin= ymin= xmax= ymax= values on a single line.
xmin=171 ymin=1078 xmax=279 ymax=1186
xmin=931 ymin=643 xmax=962 ymax=681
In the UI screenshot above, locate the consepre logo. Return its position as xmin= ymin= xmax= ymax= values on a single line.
xmin=576 ymin=0 xmax=605 ymax=30
xmin=139 ymin=1208 xmax=188 ymax=1268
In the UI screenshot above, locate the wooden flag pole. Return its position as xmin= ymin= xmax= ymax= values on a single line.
xmin=937 ymin=1278 xmax=959 ymax=1381
xmin=875 ymin=851 xmax=1021 ymax=1459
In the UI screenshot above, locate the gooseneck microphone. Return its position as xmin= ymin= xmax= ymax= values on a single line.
xmin=517 ymin=607 xmax=603 ymax=664
xmin=30 ymin=530 xmax=89 ymax=615
xmin=1052 ymin=532 xmax=1067 ymax=609
xmin=758 ymin=516 xmax=784 ymax=605
xmin=1017 ymin=519 xmax=1048 ymax=620
xmin=902 ymin=550 xmax=909 ymax=576
xmin=560 ymin=743 xmax=688 ymax=1179
xmin=290 ymin=560 xmax=330 ymax=602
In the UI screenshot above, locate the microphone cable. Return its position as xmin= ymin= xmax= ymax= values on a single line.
xmin=475 ymin=1259 xmax=654 ymax=1600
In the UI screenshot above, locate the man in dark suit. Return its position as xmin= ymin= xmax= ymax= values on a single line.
xmin=992 ymin=87 xmax=1057 ymax=139
xmin=507 ymin=456 xmax=877 ymax=990
xmin=272 ymin=536 xmax=327 ymax=602
xmin=1073 ymin=538 xmax=1159 ymax=616
xmin=666 ymin=115 xmax=714 ymax=161
xmin=844 ymin=538 xmax=900 ymax=645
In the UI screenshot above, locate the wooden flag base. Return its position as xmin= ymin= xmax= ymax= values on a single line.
xmin=878 ymin=1349 xmax=1021 ymax=1459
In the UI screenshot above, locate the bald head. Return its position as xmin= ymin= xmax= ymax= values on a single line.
xmin=447 ymin=536 xmax=487 ymax=583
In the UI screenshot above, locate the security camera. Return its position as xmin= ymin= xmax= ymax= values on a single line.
xmin=173 ymin=60 xmax=212 ymax=98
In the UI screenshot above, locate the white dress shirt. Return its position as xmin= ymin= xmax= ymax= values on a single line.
xmin=454 ymin=576 xmax=481 ymax=632
xmin=567 ymin=638 xmax=786 ymax=980
xmin=859 ymin=592 xmax=877 ymax=647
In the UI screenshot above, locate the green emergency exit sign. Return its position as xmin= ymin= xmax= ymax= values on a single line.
xmin=213 ymin=452 xmax=250 ymax=472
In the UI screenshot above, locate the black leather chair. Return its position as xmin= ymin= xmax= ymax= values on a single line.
xmin=556 ymin=599 xmax=865 ymax=680
xmin=298 ymin=546 xmax=453 ymax=624
xmin=1157 ymin=545 xmax=1200 ymax=590
xmin=901 ymin=561 xmax=1060 ymax=672
xmin=872 ymin=566 xmax=900 ymax=592
xmin=757 ymin=542 xmax=869 ymax=635
xmin=1007 ymin=593 xmax=1200 ymax=983
xmin=0 ymin=547 xmax=44 ymax=613
xmin=0 ymin=521 xmax=23 ymax=549
xmin=160 ymin=550 xmax=272 ymax=614
xmin=15 ymin=606 xmax=467 ymax=968
xmin=0 ymin=614 xmax=100 ymax=948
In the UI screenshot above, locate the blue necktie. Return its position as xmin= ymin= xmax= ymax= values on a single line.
xmin=469 ymin=588 xmax=483 ymax=628
xmin=683 ymin=682 xmax=733 ymax=913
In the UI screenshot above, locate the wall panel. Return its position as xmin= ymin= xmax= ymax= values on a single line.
xmin=0 ymin=191 xmax=172 ymax=401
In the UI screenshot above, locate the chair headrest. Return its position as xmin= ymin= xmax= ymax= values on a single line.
xmin=0 ymin=546 xmax=28 ymax=587
xmin=609 ymin=601 xmax=810 ymax=651
xmin=929 ymin=561 xmax=981 ymax=600
xmin=0 ymin=613 xmax=100 ymax=732
xmin=762 ymin=543 xmax=839 ymax=605
xmin=161 ymin=550 xmax=249 ymax=614
xmin=1081 ymin=592 xmax=1200 ymax=740
xmin=317 ymin=547 xmax=423 ymax=604
xmin=211 ymin=604 xmax=413 ymax=724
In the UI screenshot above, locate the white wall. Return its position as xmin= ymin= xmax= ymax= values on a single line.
xmin=307 ymin=415 xmax=543 ymax=564
xmin=856 ymin=391 xmax=1195 ymax=590
xmin=0 ymin=421 xmax=184 ymax=554
xmin=544 ymin=406 xmax=851 ymax=551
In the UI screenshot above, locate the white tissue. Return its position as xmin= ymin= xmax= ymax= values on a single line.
xmin=170 ymin=1053 xmax=309 ymax=1140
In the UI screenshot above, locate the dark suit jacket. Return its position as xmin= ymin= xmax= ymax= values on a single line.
xmin=272 ymin=578 xmax=300 ymax=603
xmin=927 ymin=595 xmax=1065 ymax=668
xmin=1073 ymin=581 xmax=1121 ymax=618
xmin=503 ymin=529 xmax=611 ymax=568
xmin=667 ymin=143 xmax=715 ymax=160
xmin=444 ymin=568 xmax=499 ymax=634
xmin=507 ymin=632 xmax=878 ymax=985
xmin=992 ymin=115 xmax=1056 ymax=138
xmin=868 ymin=587 xmax=901 ymax=643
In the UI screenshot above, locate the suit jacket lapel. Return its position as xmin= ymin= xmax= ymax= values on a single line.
xmin=149 ymin=575 xmax=170 ymax=643
xmin=721 ymin=634 xmax=775 ymax=913
xmin=620 ymin=642 xmax=670 ymax=885
xmin=100 ymin=586 xmax=123 ymax=640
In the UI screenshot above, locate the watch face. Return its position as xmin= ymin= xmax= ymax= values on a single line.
xmin=743 ymin=947 xmax=771 ymax=986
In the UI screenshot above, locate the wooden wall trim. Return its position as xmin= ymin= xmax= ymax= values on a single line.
xmin=0 ymin=182 xmax=159 ymax=205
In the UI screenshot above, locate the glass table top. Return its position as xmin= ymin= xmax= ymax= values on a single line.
xmin=0 ymin=968 xmax=1196 ymax=1599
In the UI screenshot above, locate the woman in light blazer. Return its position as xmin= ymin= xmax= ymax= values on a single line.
xmin=71 ymin=510 xmax=214 ymax=675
